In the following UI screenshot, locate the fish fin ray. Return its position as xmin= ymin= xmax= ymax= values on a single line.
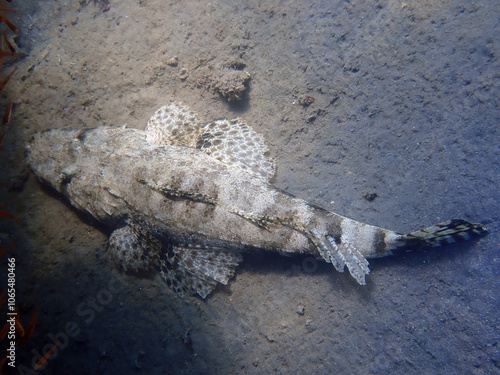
xmin=109 ymin=220 xmax=242 ymax=298
xmin=145 ymin=104 xmax=275 ymax=181
xmin=307 ymin=228 xmax=370 ymax=285
xmin=145 ymin=103 xmax=203 ymax=148
xmin=197 ymin=118 xmax=275 ymax=181
xmin=108 ymin=221 xmax=161 ymax=272
xmin=337 ymin=241 xmax=370 ymax=285
xmin=159 ymin=245 xmax=242 ymax=298
xmin=396 ymin=219 xmax=488 ymax=250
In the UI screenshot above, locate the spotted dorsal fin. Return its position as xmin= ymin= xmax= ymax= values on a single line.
xmin=145 ymin=103 xmax=276 ymax=182
xmin=196 ymin=118 xmax=275 ymax=181
xmin=145 ymin=103 xmax=203 ymax=148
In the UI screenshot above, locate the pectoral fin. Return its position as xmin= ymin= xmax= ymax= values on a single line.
xmin=159 ymin=245 xmax=242 ymax=298
xmin=109 ymin=220 xmax=242 ymax=298
xmin=108 ymin=220 xmax=162 ymax=272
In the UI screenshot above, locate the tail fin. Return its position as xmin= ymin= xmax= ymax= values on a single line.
xmin=398 ymin=219 xmax=488 ymax=250
xmin=302 ymin=214 xmax=487 ymax=286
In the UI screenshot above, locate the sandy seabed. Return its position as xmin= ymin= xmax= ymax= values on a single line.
xmin=0 ymin=1 xmax=498 ymax=374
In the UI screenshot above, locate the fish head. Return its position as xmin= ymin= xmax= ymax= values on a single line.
xmin=27 ymin=128 xmax=89 ymax=192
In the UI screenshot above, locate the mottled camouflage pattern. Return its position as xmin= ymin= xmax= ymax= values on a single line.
xmin=27 ymin=104 xmax=487 ymax=298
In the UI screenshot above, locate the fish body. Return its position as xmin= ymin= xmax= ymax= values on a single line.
xmin=27 ymin=104 xmax=487 ymax=297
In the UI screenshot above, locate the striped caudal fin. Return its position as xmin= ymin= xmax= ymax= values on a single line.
xmin=398 ymin=219 xmax=488 ymax=249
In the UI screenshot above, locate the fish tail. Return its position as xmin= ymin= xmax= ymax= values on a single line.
xmin=395 ymin=219 xmax=488 ymax=250
xmin=304 ymin=211 xmax=488 ymax=285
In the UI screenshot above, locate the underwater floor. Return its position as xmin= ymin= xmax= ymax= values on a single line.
xmin=0 ymin=1 xmax=498 ymax=374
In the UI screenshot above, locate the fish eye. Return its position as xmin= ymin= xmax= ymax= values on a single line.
xmin=71 ymin=138 xmax=83 ymax=148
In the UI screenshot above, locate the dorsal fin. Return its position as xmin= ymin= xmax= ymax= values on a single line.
xmin=145 ymin=103 xmax=276 ymax=182
xmin=197 ymin=118 xmax=276 ymax=181
xmin=145 ymin=103 xmax=203 ymax=148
